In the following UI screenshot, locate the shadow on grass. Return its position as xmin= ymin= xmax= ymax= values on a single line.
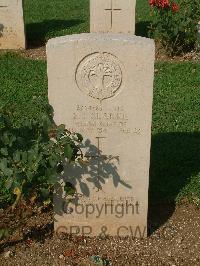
xmin=148 ymin=132 xmax=200 ymax=234
xmin=26 ymin=19 xmax=83 ymax=48
xmin=135 ymin=21 xmax=150 ymax=37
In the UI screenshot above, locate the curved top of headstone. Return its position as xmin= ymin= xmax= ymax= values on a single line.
xmin=46 ymin=33 xmax=155 ymax=49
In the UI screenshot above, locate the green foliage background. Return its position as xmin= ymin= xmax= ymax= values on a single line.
xmin=0 ymin=0 xmax=199 ymax=208
xmin=0 ymin=53 xmax=199 ymax=205
xmin=149 ymin=0 xmax=200 ymax=55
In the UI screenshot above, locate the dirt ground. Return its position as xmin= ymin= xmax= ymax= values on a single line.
xmin=1 ymin=42 xmax=200 ymax=62
xmin=0 ymin=203 xmax=199 ymax=266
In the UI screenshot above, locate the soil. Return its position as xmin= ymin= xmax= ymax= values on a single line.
xmin=18 ymin=46 xmax=47 ymax=60
xmin=1 ymin=43 xmax=200 ymax=62
xmin=0 ymin=46 xmax=46 ymax=60
xmin=0 ymin=203 xmax=199 ymax=266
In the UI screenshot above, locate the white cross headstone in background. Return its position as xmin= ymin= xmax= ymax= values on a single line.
xmin=104 ymin=1 xmax=122 ymax=30
xmin=196 ymin=21 xmax=200 ymax=51
xmin=90 ymin=0 xmax=136 ymax=34
xmin=0 ymin=0 xmax=26 ymax=49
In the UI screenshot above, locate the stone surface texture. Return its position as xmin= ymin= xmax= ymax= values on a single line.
xmin=47 ymin=33 xmax=155 ymax=237
xmin=0 ymin=0 xmax=25 ymax=49
xmin=90 ymin=0 xmax=136 ymax=34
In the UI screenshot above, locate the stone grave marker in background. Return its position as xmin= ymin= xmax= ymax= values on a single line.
xmin=90 ymin=0 xmax=136 ymax=34
xmin=0 ymin=0 xmax=25 ymax=49
xmin=47 ymin=33 xmax=155 ymax=237
xmin=196 ymin=21 xmax=200 ymax=51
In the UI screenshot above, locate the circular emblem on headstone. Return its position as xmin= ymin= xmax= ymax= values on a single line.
xmin=75 ymin=52 xmax=123 ymax=101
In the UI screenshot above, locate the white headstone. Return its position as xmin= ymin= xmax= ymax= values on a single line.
xmin=47 ymin=33 xmax=155 ymax=238
xmin=0 ymin=0 xmax=25 ymax=49
xmin=90 ymin=0 xmax=136 ymax=34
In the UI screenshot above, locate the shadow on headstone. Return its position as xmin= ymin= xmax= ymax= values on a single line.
xmin=26 ymin=19 xmax=83 ymax=48
xmin=135 ymin=21 xmax=150 ymax=38
xmin=54 ymin=131 xmax=200 ymax=230
xmin=148 ymin=131 xmax=200 ymax=234
xmin=0 ymin=23 xmax=4 ymax=37
xmin=54 ymin=139 xmax=132 ymax=217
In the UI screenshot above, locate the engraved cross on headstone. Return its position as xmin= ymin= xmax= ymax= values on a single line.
xmin=105 ymin=0 xmax=122 ymax=29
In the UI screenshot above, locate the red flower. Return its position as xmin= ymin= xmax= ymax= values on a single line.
xmin=149 ymin=0 xmax=170 ymax=9
xmin=160 ymin=0 xmax=170 ymax=8
xmin=171 ymin=2 xmax=179 ymax=13
xmin=149 ymin=0 xmax=156 ymax=7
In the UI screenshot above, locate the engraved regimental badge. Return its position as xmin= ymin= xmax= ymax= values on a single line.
xmin=75 ymin=52 xmax=123 ymax=101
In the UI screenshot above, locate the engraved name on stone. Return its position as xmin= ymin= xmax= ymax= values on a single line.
xmin=68 ymin=104 xmax=141 ymax=136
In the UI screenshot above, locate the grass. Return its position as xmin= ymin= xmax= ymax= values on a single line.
xmin=23 ymin=0 xmax=151 ymax=46
xmin=0 ymin=53 xmax=199 ymax=204
xmin=0 ymin=0 xmax=199 ymax=206
xmin=0 ymin=53 xmax=48 ymax=126
xmin=150 ymin=62 xmax=200 ymax=203
xmin=23 ymin=0 xmax=90 ymax=46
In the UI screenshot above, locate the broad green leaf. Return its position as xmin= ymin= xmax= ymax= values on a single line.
xmin=41 ymin=114 xmax=51 ymax=129
xmin=0 ymin=228 xmax=9 ymax=240
xmin=1 ymin=132 xmax=10 ymax=145
xmin=26 ymin=170 xmax=33 ymax=180
xmin=21 ymin=152 xmax=28 ymax=163
xmin=13 ymin=151 xmax=21 ymax=162
xmin=0 ymin=159 xmax=13 ymax=177
xmin=49 ymin=154 xmax=58 ymax=168
xmin=5 ymin=176 xmax=13 ymax=189
xmin=0 ymin=148 xmax=8 ymax=156
xmin=9 ymin=135 xmax=16 ymax=147
xmin=57 ymin=124 xmax=65 ymax=137
xmin=0 ymin=116 xmax=5 ymax=129
xmin=48 ymin=174 xmax=57 ymax=184
xmin=64 ymin=144 xmax=73 ymax=160
xmin=40 ymin=188 xmax=50 ymax=199
xmin=45 ymin=169 xmax=57 ymax=184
